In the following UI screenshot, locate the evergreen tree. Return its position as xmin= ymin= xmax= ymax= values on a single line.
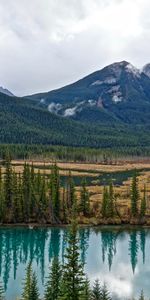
xmin=0 ymin=282 xmax=5 ymax=300
xmin=92 ymin=279 xmax=101 ymax=300
xmin=80 ymin=179 xmax=90 ymax=216
xmin=59 ymin=205 xmax=85 ymax=300
xmin=66 ymin=172 xmax=75 ymax=210
xmin=80 ymin=277 xmax=91 ymax=300
xmin=107 ymin=181 xmax=114 ymax=218
xmin=22 ymin=164 xmax=31 ymax=222
xmin=62 ymin=188 xmax=67 ymax=223
xmin=101 ymin=187 xmax=109 ymax=218
xmin=131 ymin=172 xmax=139 ymax=217
xmin=30 ymin=272 xmax=40 ymax=300
xmin=21 ymin=263 xmax=32 ymax=300
xmin=4 ymin=153 xmax=12 ymax=209
xmin=50 ymin=164 xmax=60 ymax=218
xmin=139 ymin=290 xmax=145 ymax=300
xmin=101 ymin=283 xmax=111 ymax=300
xmin=44 ymin=256 xmax=61 ymax=300
xmin=140 ymin=185 xmax=146 ymax=218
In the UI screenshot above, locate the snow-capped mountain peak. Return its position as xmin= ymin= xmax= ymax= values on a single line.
xmin=0 ymin=86 xmax=14 ymax=97
xmin=142 ymin=63 xmax=150 ymax=78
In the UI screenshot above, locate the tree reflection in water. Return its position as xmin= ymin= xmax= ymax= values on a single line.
xmin=0 ymin=227 xmax=148 ymax=296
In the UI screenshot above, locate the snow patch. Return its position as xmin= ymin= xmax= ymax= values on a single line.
xmin=142 ymin=64 xmax=150 ymax=78
xmin=48 ymin=102 xmax=62 ymax=114
xmin=112 ymin=94 xmax=122 ymax=103
xmin=91 ymin=77 xmax=117 ymax=86
xmin=88 ymin=99 xmax=97 ymax=106
xmin=0 ymin=86 xmax=14 ymax=96
xmin=105 ymin=78 xmax=117 ymax=84
xmin=108 ymin=85 xmax=120 ymax=93
xmin=125 ymin=63 xmax=141 ymax=78
xmin=40 ymin=98 xmax=45 ymax=104
xmin=64 ymin=106 xmax=77 ymax=117
xmin=91 ymin=80 xmax=103 ymax=86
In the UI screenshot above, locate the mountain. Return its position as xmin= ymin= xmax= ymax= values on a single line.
xmin=1 ymin=60 xmax=150 ymax=153
xmin=27 ymin=61 xmax=150 ymax=125
xmin=0 ymin=86 xmax=14 ymax=97
xmin=0 ymin=91 xmax=149 ymax=151
xmin=142 ymin=63 xmax=150 ymax=78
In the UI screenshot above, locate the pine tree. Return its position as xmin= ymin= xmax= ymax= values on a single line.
xmin=50 ymin=164 xmax=60 ymax=218
xmin=4 ymin=153 xmax=13 ymax=209
xmin=44 ymin=256 xmax=61 ymax=300
xmin=66 ymin=172 xmax=75 ymax=209
xmin=62 ymin=188 xmax=67 ymax=223
xmin=107 ymin=181 xmax=114 ymax=218
xmin=0 ymin=282 xmax=5 ymax=300
xmin=139 ymin=290 xmax=145 ymax=300
xmin=22 ymin=164 xmax=31 ymax=222
xmin=30 ymin=272 xmax=40 ymax=300
xmin=80 ymin=179 xmax=90 ymax=216
xmin=21 ymin=263 xmax=32 ymax=300
xmin=101 ymin=283 xmax=111 ymax=300
xmin=21 ymin=263 xmax=40 ymax=300
xmin=59 ymin=204 xmax=85 ymax=300
xmin=101 ymin=187 xmax=109 ymax=218
xmin=140 ymin=185 xmax=146 ymax=218
xmin=131 ymin=172 xmax=139 ymax=217
xmin=92 ymin=279 xmax=101 ymax=300
xmin=80 ymin=277 xmax=91 ymax=300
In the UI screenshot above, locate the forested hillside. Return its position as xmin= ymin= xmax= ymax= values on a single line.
xmin=0 ymin=91 xmax=150 ymax=155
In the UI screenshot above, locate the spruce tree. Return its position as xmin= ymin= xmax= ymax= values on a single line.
xmin=30 ymin=272 xmax=40 ymax=300
xmin=0 ymin=282 xmax=5 ymax=300
xmin=44 ymin=256 xmax=61 ymax=300
xmin=80 ymin=277 xmax=91 ymax=300
xmin=50 ymin=164 xmax=60 ymax=218
xmin=59 ymin=203 xmax=85 ymax=300
xmin=140 ymin=185 xmax=146 ymax=218
xmin=80 ymin=179 xmax=90 ymax=216
xmin=22 ymin=164 xmax=31 ymax=222
xmin=92 ymin=279 xmax=101 ymax=300
xmin=131 ymin=171 xmax=139 ymax=217
xmin=21 ymin=263 xmax=32 ymax=300
xmin=101 ymin=187 xmax=109 ymax=218
xmin=21 ymin=263 xmax=40 ymax=300
xmin=107 ymin=181 xmax=114 ymax=218
xmin=66 ymin=172 xmax=75 ymax=209
xmin=139 ymin=290 xmax=145 ymax=300
xmin=101 ymin=283 xmax=111 ymax=300
xmin=4 ymin=153 xmax=12 ymax=209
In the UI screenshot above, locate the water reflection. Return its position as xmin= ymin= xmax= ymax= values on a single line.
xmin=0 ymin=227 xmax=149 ymax=299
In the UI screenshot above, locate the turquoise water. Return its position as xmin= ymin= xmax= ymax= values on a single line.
xmin=0 ymin=227 xmax=149 ymax=299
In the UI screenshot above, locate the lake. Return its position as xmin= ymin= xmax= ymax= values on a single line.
xmin=0 ymin=226 xmax=149 ymax=299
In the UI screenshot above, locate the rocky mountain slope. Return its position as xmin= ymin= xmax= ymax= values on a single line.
xmin=27 ymin=61 xmax=150 ymax=125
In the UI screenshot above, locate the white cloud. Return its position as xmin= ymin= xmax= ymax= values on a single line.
xmin=0 ymin=0 xmax=149 ymax=95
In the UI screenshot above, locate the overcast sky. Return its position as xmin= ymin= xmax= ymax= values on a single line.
xmin=0 ymin=0 xmax=150 ymax=96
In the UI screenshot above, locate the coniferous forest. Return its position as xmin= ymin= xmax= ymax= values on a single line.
xmin=0 ymin=151 xmax=147 ymax=226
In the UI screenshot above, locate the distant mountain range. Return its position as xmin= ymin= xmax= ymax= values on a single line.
xmin=1 ymin=61 xmax=150 ymax=152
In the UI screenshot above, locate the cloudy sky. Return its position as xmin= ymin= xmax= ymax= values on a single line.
xmin=0 ymin=0 xmax=150 ymax=96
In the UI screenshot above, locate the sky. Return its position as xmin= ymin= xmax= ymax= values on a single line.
xmin=0 ymin=0 xmax=150 ymax=96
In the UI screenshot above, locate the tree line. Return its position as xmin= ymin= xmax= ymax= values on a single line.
xmin=0 ymin=154 xmax=91 ymax=224
xmin=0 ymin=153 xmax=147 ymax=224
xmin=1 ymin=144 xmax=150 ymax=163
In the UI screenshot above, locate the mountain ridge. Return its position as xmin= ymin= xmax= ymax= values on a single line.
xmin=26 ymin=60 xmax=150 ymax=125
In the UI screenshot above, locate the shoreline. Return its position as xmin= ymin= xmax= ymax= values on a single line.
xmin=0 ymin=222 xmax=150 ymax=229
